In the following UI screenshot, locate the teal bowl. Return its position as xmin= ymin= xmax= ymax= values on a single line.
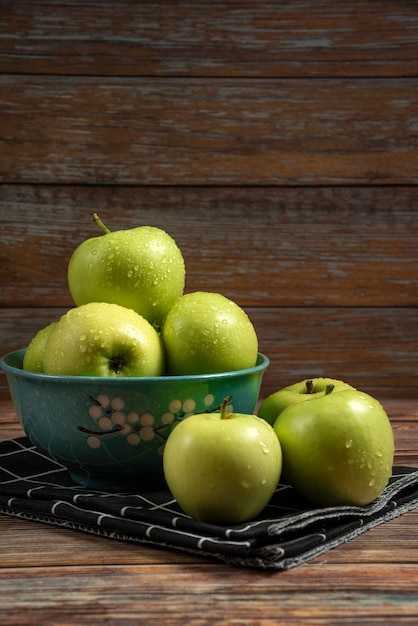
xmin=0 ymin=349 xmax=269 ymax=491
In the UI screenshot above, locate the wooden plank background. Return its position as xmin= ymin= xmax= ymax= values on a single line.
xmin=1 ymin=0 xmax=417 ymax=399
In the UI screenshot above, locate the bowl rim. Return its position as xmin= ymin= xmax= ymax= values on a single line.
xmin=0 ymin=348 xmax=270 ymax=384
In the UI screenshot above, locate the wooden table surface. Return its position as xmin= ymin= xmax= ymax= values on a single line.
xmin=1 ymin=395 xmax=418 ymax=625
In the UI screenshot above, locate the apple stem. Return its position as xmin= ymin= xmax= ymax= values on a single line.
xmin=325 ymin=384 xmax=335 ymax=395
xmin=306 ymin=379 xmax=314 ymax=394
xmin=220 ymin=397 xmax=232 ymax=419
xmin=92 ymin=213 xmax=111 ymax=234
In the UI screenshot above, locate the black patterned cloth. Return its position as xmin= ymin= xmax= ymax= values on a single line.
xmin=1 ymin=437 xmax=418 ymax=570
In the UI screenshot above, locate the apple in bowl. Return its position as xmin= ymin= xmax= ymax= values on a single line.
xmin=161 ymin=291 xmax=259 ymax=375
xmin=67 ymin=214 xmax=185 ymax=329
xmin=37 ymin=302 xmax=165 ymax=378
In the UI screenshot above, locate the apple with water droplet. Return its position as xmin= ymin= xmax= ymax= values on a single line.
xmin=23 ymin=321 xmax=58 ymax=373
xmin=161 ymin=291 xmax=259 ymax=375
xmin=273 ymin=387 xmax=395 ymax=506
xmin=163 ymin=398 xmax=282 ymax=524
xmin=42 ymin=302 xmax=165 ymax=377
xmin=67 ymin=214 xmax=185 ymax=329
xmin=258 ymin=377 xmax=355 ymax=426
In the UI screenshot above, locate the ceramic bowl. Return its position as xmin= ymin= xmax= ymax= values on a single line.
xmin=0 ymin=349 xmax=269 ymax=491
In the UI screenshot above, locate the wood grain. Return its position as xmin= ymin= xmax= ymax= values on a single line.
xmin=2 ymin=1 xmax=418 ymax=78
xmin=1 ymin=76 xmax=418 ymax=185
xmin=1 ymin=187 xmax=417 ymax=308
xmin=1 ymin=562 xmax=418 ymax=624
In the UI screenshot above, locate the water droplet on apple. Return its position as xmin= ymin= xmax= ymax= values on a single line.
xmin=241 ymin=480 xmax=250 ymax=489
xmin=375 ymin=450 xmax=383 ymax=458
xmin=259 ymin=441 xmax=270 ymax=454
xmin=368 ymin=477 xmax=375 ymax=487
xmin=345 ymin=440 xmax=353 ymax=449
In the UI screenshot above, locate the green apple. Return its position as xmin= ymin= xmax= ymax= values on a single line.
xmin=273 ymin=388 xmax=395 ymax=506
xmin=23 ymin=321 xmax=58 ymax=373
xmin=258 ymin=377 xmax=355 ymax=426
xmin=67 ymin=214 xmax=185 ymax=329
xmin=161 ymin=291 xmax=258 ymax=375
xmin=43 ymin=302 xmax=165 ymax=377
xmin=163 ymin=398 xmax=282 ymax=524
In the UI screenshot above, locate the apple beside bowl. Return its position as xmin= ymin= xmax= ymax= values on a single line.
xmin=0 ymin=349 xmax=269 ymax=491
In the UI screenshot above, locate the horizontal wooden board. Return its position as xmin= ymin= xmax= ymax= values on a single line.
xmin=1 ymin=306 xmax=417 ymax=399
xmin=1 ymin=77 xmax=418 ymax=185
xmin=1 ymin=561 xmax=418 ymax=624
xmin=1 ymin=185 xmax=417 ymax=308
xmin=1 ymin=1 xmax=418 ymax=78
